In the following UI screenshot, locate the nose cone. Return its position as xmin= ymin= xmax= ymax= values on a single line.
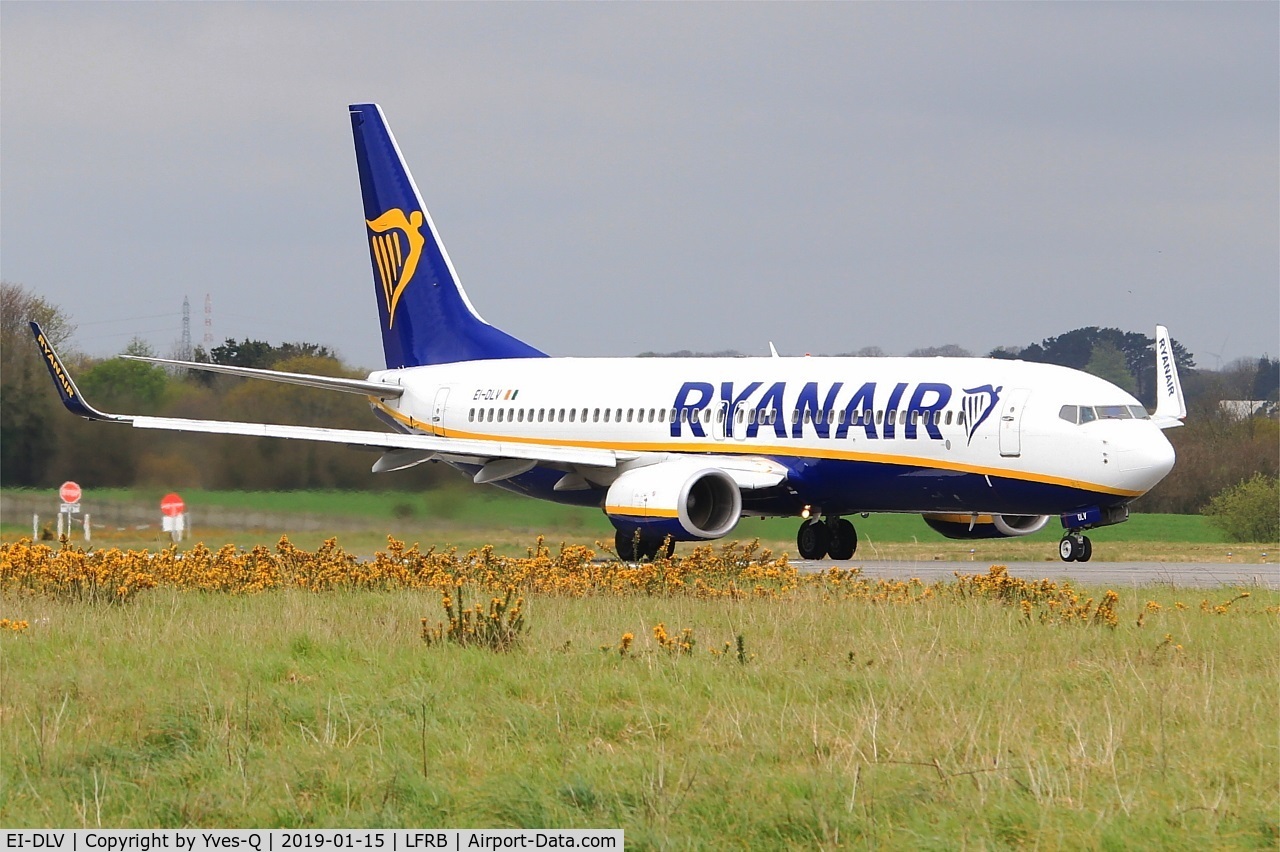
xmin=1113 ymin=426 xmax=1176 ymax=493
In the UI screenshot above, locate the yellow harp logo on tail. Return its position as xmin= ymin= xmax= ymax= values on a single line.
xmin=366 ymin=208 xmax=426 ymax=328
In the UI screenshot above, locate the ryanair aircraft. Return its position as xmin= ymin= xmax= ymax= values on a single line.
xmin=33 ymin=103 xmax=1188 ymax=562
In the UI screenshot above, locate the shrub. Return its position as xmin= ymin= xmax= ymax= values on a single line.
xmin=1203 ymin=473 xmax=1280 ymax=542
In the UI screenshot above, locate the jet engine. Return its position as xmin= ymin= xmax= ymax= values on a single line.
xmin=922 ymin=513 xmax=1051 ymax=540
xmin=604 ymin=461 xmax=742 ymax=541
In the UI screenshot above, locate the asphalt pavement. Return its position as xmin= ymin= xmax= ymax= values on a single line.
xmin=789 ymin=559 xmax=1280 ymax=589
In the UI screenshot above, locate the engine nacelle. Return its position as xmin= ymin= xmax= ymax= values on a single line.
xmin=922 ymin=513 xmax=1051 ymax=540
xmin=604 ymin=461 xmax=742 ymax=541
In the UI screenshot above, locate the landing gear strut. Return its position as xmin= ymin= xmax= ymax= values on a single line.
xmin=797 ymin=516 xmax=858 ymax=561
xmin=1059 ymin=532 xmax=1093 ymax=562
xmin=615 ymin=529 xmax=675 ymax=562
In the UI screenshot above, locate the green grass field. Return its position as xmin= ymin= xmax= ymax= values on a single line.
xmin=2 ymin=584 xmax=1277 ymax=844
xmin=5 ymin=487 xmax=1274 ymax=563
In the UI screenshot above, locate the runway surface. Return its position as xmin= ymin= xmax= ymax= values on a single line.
xmin=790 ymin=560 xmax=1280 ymax=589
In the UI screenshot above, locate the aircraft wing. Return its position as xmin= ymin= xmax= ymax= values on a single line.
xmin=32 ymin=323 xmax=791 ymax=486
xmin=126 ymin=414 xmax=619 ymax=467
xmin=31 ymin=322 xmax=616 ymax=470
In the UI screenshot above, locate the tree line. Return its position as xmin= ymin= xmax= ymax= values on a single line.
xmin=2 ymin=282 xmax=1276 ymax=515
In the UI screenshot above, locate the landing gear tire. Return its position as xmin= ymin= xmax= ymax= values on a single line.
xmin=797 ymin=519 xmax=830 ymax=560
xmin=827 ymin=518 xmax=858 ymax=560
xmin=616 ymin=529 xmax=639 ymax=561
xmin=615 ymin=529 xmax=675 ymax=562
xmin=1059 ymin=533 xmax=1092 ymax=562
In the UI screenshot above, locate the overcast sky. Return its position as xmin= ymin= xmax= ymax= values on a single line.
xmin=3 ymin=2 xmax=1276 ymax=372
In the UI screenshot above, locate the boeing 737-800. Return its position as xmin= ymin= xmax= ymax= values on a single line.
xmin=33 ymin=103 xmax=1187 ymax=562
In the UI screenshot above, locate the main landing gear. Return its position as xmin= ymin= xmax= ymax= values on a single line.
xmin=1059 ymin=532 xmax=1093 ymax=562
xmin=797 ymin=516 xmax=858 ymax=561
xmin=615 ymin=529 xmax=676 ymax=562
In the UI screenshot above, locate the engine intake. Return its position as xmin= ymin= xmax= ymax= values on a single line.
xmin=605 ymin=462 xmax=742 ymax=541
xmin=922 ymin=513 xmax=1051 ymax=540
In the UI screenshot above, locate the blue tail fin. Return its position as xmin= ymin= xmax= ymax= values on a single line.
xmin=349 ymin=103 xmax=546 ymax=368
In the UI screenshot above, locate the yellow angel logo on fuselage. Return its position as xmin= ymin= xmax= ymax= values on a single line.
xmin=366 ymin=208 xmax=426 ymax=328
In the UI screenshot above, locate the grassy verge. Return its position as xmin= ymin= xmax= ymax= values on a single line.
xmin=2 ymin=578 xmax=1276 ymax=843
xmin=2 ymin=539 xmax=1276 ymax=840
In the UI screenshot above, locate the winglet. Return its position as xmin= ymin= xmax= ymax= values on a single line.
xmin=1152 ymin=324 xmax=1186 ymax=429
xmin=29 ymin=322 xmax=129 ymax=422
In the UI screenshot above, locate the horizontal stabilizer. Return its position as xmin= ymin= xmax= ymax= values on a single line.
xmin=122 ymin=355 xmax=404 ymax=398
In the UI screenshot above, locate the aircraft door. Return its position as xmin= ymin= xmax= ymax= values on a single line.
xmin=431 ymin=388 xmax=450 ymax=436
xmin=999 ymin=388 xmax=1031 ymax=457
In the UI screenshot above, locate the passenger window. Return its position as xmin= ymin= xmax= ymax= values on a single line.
xmin=593 ymin=409 xmax=600 ymax=422
xmin=945 ymin=411 xmax=953 ymax=426
xmin=957 ymin=411 xmax=965 ymax=426
xmin=468 ymin=408 xmax=475 ymax=422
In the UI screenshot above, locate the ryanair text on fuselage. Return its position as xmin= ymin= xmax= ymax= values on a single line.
xmin=668 ymin=380 xmax=1002 ymax=443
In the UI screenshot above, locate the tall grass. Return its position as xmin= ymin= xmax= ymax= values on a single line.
xmin=1 ymin=546 xmax=1276 ymax=845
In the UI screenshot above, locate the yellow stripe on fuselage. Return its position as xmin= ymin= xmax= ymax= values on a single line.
xmin=368 ymin=399 xmax=1141 ymax=498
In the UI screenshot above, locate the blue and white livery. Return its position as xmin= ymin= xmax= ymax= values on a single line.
xmin=33 ymin=104 xmax=1186 ymax=562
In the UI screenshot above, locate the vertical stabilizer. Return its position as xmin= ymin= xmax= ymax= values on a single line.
xmin=349 ymin=103 xmax=546 ymax=368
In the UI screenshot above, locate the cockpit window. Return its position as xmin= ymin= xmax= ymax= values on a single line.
xmin=1061 ymin=404 xmax=1150 ymax=425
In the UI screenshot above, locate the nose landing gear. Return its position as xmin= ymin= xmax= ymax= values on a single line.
xmin=797 ymin=516 xmax=858 ymax=560
xmin=1059 ymin=533 xmax=1093 ymax=562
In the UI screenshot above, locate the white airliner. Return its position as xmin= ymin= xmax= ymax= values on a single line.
xmin=32 ymin=103 xmax=1187 ymax=562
